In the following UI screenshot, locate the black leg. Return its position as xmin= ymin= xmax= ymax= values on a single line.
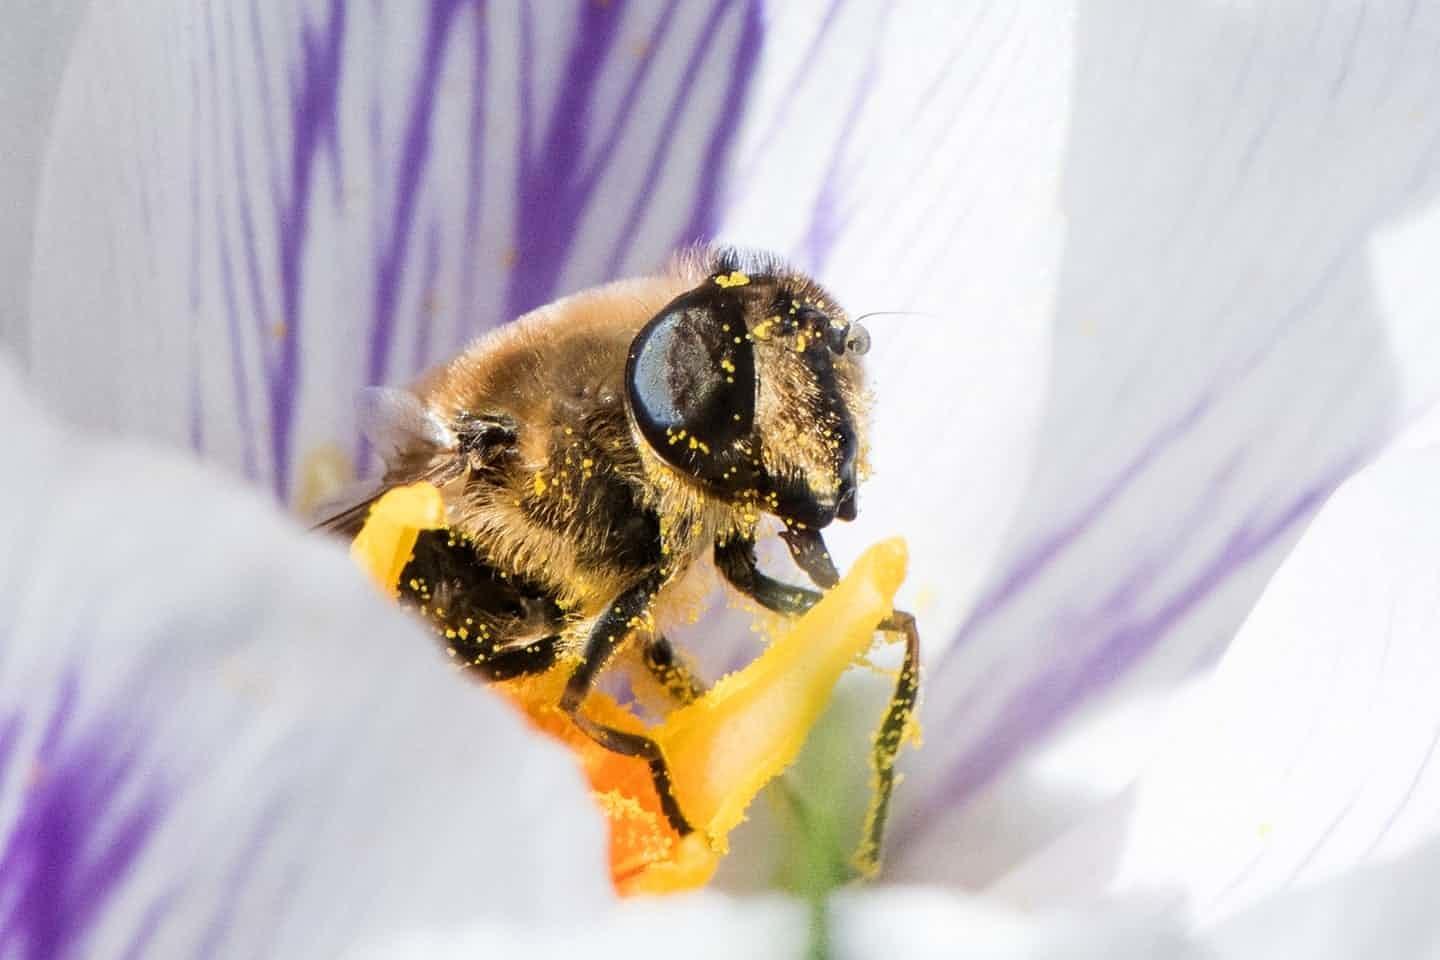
xmin=853 ymin=610 xmax=920 ymax=876
xmin=567 ymin=711 xmax=692 ymax=838
xmin=642 ymin=633 xmax=708 ymax=706
xmin=715 ymin=537 xmax=825 ymax=615
xmin=716 ymin=537 xmax=915 ymax=635
xmin=781 ymin=527 xmax=840 ymax=589
xmin=462 ymin=635 xmax=562 ymax=681
xmin=716 ymin=533 xmax=921 ymax=875
xmin=559 ymin=574 xmax=695 ymax=836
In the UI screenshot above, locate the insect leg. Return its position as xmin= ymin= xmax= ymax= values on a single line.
xmin=853 ymin=609 xmax=919 ymax=876
xmin=779 ymin=527 xmax=840 ymax=589
xmin=714 ymin=537 xmax=825 ymax=615
xmin=716 ymin=536 xmax=914 ymax=633
xmin=560 ymin=574 xmax=695 ymax=836
xmin=457 ymin=633 xmax=562 ymax=681
xmin=641 ymin=633 xmax=708 ymax=706
xmin=715 ymin=534 xmax=922 ymax=874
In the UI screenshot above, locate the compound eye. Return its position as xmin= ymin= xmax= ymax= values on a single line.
xmin=626 ymin=289 xmax=757 ymax=492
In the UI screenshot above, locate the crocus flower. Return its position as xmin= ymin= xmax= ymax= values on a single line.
xmin=8 ymin=1 xmax=1440 ymax=955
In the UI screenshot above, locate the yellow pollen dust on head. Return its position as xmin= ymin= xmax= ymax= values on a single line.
xmin=349 ymin=483 xmax=912 ymax=897
xmin=713 ymin=271 xmax=750 ymax=288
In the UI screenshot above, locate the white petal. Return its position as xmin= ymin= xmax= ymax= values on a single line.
xmin=0 ymin=352 xmax=610 ymax=955
xmin=993 ymin=441 xmax=1440 ymax=926
xmin=0 ymin=0 xmax=86 ymax=352
xmin=29 ymin=1 xmax=763 ymax=500
xmin=351 ymin=892 xmax=808 ymax=960
xmin=352 ymin=885 xmax=1192 ymax=960
xmin=831 ymin=887 xmax=1195 ymax=960
xmin=712 ymin=3 xmax=1440 ymax=883
xmin=1204 ymin=835 xmax=1440 ymax=959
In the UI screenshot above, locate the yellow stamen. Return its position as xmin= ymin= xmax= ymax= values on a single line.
xmin=349 ymin=482 xmax=446 ymax=598
xmin=654 ymin=539 xmax=906 ymax=849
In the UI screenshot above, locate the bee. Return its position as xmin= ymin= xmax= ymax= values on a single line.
xmin=321 ymin=247 xmax=918 ymax=865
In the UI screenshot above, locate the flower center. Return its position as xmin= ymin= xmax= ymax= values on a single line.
xmin=350 ymin=482 xmax=909 ymax=895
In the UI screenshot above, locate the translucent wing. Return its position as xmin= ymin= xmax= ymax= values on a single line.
xmin=312 ymin=387 xmax=459 ymax=537
xmin=356 ymin=386 xmax=456 ymax=468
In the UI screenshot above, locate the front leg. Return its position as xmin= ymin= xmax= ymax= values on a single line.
xmin=714 ymin=537 xmax=825 ymax=615
xmin=715 ymin=533 xmax=921 ymax=875
xmin=715 ymin=535 xmax=912 ymax=634
xmin=559 ymin=572 xmax=695 ymax=836
xmin=780 ymin=526 xmax=840 ymax=589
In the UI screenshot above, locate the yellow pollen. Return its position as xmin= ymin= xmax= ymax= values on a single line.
xmin=713 ymin=271 xmax=750 ymax=288
xmin=349 ymin=483 xmax=913 ymax=899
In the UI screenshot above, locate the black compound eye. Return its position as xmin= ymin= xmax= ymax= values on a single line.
xmin=825 ymin=320 xmax=851 ymax=355
xmin=626 ymin=287 xmax=758 ymax=493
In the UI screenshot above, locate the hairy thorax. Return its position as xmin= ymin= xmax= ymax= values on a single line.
xmin=416 ymin=274 xmax=757 ymax=618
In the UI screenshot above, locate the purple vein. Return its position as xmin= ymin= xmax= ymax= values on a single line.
xmin=223 ymin=1 xmax=277 ymax=351
xmin=932 ymin=390 xmax=1216 ymax=681
xmin=456 ymin=0 xmax=489 ymax=349
xmin=273 ymin=0 xmax=347 ymax=500
xmin=675 ymin=0 xmax=764 ymax=249
xmin=900 ymin=457 xmax=1357 ymax=852
xmin=739 ymin=0 xmax=847 ymax=179
xmin=247 ymin=0 xmax=283 ymax=210
xmin=187 ymin=41 xmax=207 ymax=456
xmin=0 ymin=676 xmax=168 ymax=957
xmin=797 ymin=34 xmax=882 ymax=274
xmin=205 ymin=5 xmax=260 ymax=481
xmin=574 ymin=0 xmax=682 ymax=194
xmin=366 ymin=0 xmax=470 ymax=391
xmin=506 ymin=0 xmax=628 ymax=318
xmin=603 ymin=0 xmax=741 ymax=277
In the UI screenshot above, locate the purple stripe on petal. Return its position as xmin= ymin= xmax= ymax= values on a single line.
xmin=507 ymin=1 xmax=628 ymax=318
xmin=456 ymin=3 xmax=490 ymax=350
xmin=187 ymin=49 xmax=208 ymax=459
xmin=740 ymin=0 xmax=847 ymax=176
xmin=0 ymin=716 xmax=21 ymax=785
xmin=187 ymin=368 xmax=205 ymax=456
xmin=206 ymin=7 xmax=262 ymax=482
xmin=223 ymin=2 xmax=277 ymax=353
xmin=0 ymin=675 xmax=169 ymax=958
xmin=932 ymin=391 xmax=1216 ymax=680
xmin=273 ymin=0 xmax=347 ymax=501
xmin=117 ymin=893 xmax=177 ymax=960
xmin=246 ymin=0 xmax=284 ymax=207
xmin=797 ymin=51 xmax=879 ymax=274
xmin=604 ymin=0 xmax=750 ymax=276
xmin=366 ymin=0 xmax=471 ymax=394
xmin=897 ymin=458 xmax=1358 ymax=852
xmin=194 ymin=800 xmax=287 ymax=958
xmin=675 ymin=0 xmax=764 ymax=248
xmin=515 ymin=2 xmax=537 ymax=207
xmin=575 ymin=1 xmax=682 ymax=195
